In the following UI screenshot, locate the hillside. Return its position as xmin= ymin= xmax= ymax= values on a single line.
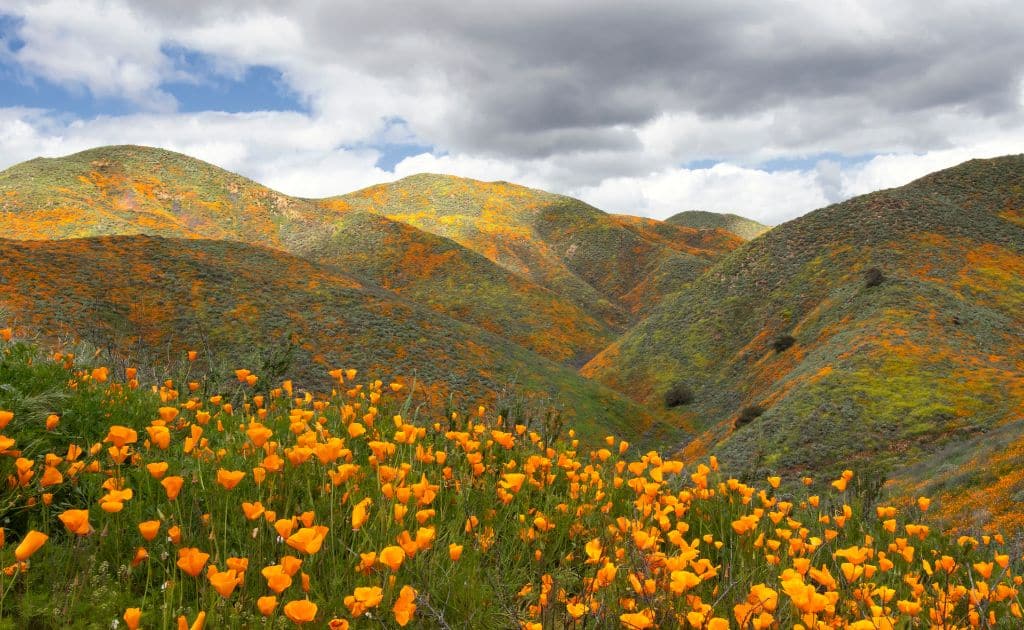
xmin=667 ymin=210 xmax=771 ymax=240
xmin=299 ymin=210 xmax=616 ymax=364
xmin=0 ymin=235 xmax=655 ymax=441
xmin=584 ymin=155 xmax=1024 ymax=530
xmin=0 ymin=146 xmax=618 ymax=363
xmin=329 ymin=174 xmax=741 ymax=323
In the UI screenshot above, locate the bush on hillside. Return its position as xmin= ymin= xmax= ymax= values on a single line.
xmin=734 ymin=404 xmax=765 ymax=428
xmin=664 ymin=382 xmax=695 ymax=408
xmin=771 ymin=335 xmax=796 ymax=353
xmin=864 ymin=267 xmax=885 ymax=287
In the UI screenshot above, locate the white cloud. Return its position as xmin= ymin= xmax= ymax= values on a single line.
xmin=4 ymin=0 xmax=177 ymax=110
xmin=573 ymin=164 xmax=829 ymax=225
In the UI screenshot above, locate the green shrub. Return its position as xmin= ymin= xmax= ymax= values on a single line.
xmin=771 ymin=335 xmax=796 ymax=353
xmin=663 ymin=382 xmax=695 ymax=408
xmin=734 ymin=404 xmax=765 ymax=428
xmin=864 ymin=267 xmax=885 ymax=287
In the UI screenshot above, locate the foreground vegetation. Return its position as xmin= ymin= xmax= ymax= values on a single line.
xmin=0 ymin=336 xmax=1020 ymax=628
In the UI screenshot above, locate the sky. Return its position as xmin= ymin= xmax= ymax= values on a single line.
xmin=0 ymin=1 xmax=1022 ymax=225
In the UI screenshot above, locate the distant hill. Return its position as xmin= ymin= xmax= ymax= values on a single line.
xmin=0 ymin=235 xmax=655 ymax=441
xmin=329 ymin=174 xmax=741 ymax=324
xmin=667 ymin=210 xmax=770 ymax=240
xmin=585 ymin=156 xmax=1024 ymax=530
xmin=0 ymin=146 xmax=628 ymax=363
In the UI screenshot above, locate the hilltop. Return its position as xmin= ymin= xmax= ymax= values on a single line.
xmin=585 ymin=155 xmax=1024 ymax=530
xmin=667 ymin=210 xmax=771 ymax=240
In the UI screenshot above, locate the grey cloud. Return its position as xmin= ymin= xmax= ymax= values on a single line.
xmin=7 ymin=0 xmax=1024 ymax=182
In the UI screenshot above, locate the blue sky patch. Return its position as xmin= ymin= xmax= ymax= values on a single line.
xmin=161 ymin=45 xmax=309 ymax=114
xmin=373 ymin=142 xmax=435 ymax=171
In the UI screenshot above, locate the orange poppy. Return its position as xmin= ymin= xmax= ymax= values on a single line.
xmin=138 ymin=520 xmax=161 ymax=541
xmin=176 ymin=547 xmax=210 ymax=577
xmin=379 ymin=545 xmax=405 ymax=572
xmin=162 ymin=476 xmax=185 ymax=500
xmin=123 ymin=607 xmax=142 ymax=630
xmin=392 ymin=585 xmax=417 ymax=626
xmin=215 ymin=469 xmax=245 ymax=490
xmin=58 ymin=509 xmax=91 ymax=536
xmin=15 ymin=530 xmax=48 ymax=561
xmin=257 ymin=595 xmax=278 ymax=616
xmin=283 ymin=599 xmax=318 ymax=624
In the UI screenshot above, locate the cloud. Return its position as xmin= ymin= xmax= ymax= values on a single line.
xmin=573 ymin=163 xmax=830 ymax=225
xmin=0 ymin=0 xmax=1021 ymax=223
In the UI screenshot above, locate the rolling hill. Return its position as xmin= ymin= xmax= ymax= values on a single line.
xmin=329 ymin=174 xmax=741 ymax=323
xmin=584 ymin=155 xmax=1024 ymax=529
xmin=0 ymin=146 xmax=627 ymax=363
xmin=667 ymin=210 xmax=771 ymax=240
xmin=0 ymin=234 xmax=655 ymax=441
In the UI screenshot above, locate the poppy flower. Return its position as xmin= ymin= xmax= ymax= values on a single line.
xmin=104 ymin=425 xmax=138 ymax=448
xmin=343 ymin=586 xmax=383 ymax=617
xmin=40 ymin=466 xmax=63 ymax=487
xmin=158 ymin=406 xmax=179 ymax=423
xmin=379 ymin=545 xmax=405 ymax=572
xmin=283 ymin=599 xmax=318 ymax=624
xmin=123 ymin=607 xmax=142 ymax=630
xmin=619 ymin=611 xmax=654 ymax=629
xmin=351 ymin=498 xmax=372 ymax=530
xmin=15 ymin=530 xmax=48 ymax=561
xmin=216 ymin=469 xmax=245 ymax=490
xmin=139 ymin=520 xmax=161 ymax=541
xmin=448 ymin=543 xmax=463 ymax=561
xmin=567 ymin=602 xmax=586 ymax=619
xmin=147 ymin=425 xmax=171 ymax=450
xmin=146 ymin=462 xmax=169 ymax=479
xmin=58 ymin=509 xmax=91 ymax=536
xmin=162 ymin=476 xmax=184 ymax=500
xmin=176 ymin=547 xmax=210 ymax=577
xmin=392 ymin=585 xmax=417 ymax=626
xmin=209 ymin=568 xmax=240 ymax=597
xmin=286 ymin=526 xmax=328 ymax=555
xmin=242 ymin=501 xmax=265 ymax=520
xmin=281 ymin=555 xmax=303 ymax=576
xmin=257 ymin=595 xmax=278 ymax=616
xmin=262 ymin=565 xmax=293 ymax=593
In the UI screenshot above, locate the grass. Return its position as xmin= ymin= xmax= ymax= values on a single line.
xmin=1 ymin=337 xmax=1023 ymax=628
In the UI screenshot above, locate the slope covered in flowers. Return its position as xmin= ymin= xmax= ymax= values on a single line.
xmin=331 ymin=174 xmax=741 ymax=325
xmin=584 ymin=155 xmax=1024 ymax=530
xmin=0 ymin=235 xmax=653 ymax=441
xmin=0 ymin=338 xmax=1021 ymax=628
xmin=0 ymin=146 xmax=632 ymax=363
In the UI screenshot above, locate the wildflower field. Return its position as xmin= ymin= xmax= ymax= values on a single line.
xmin=0 ymin=335 xmax=1022 ymax=629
